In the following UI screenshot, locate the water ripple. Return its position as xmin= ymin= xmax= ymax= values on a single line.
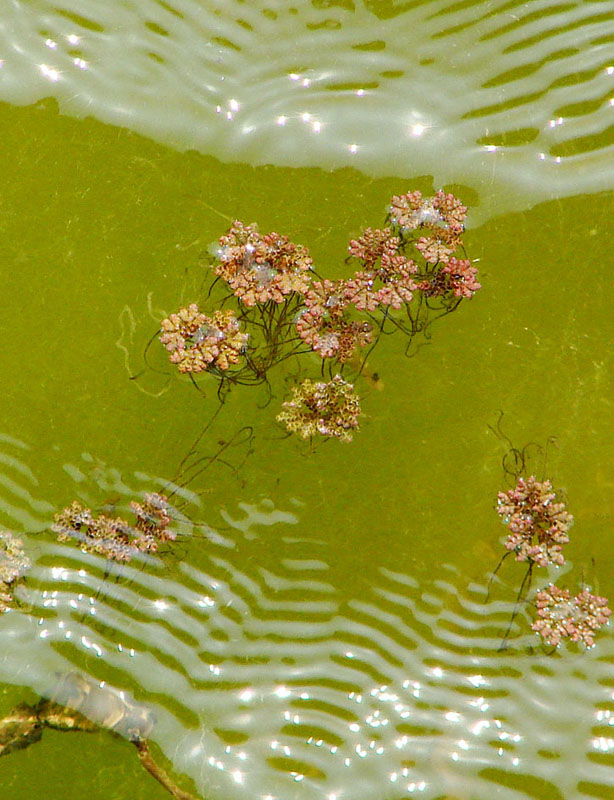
xmin=1 ymin=0 xmax=614 ymax=221
xmin=1 ymin=439 xmax=614 ymax=800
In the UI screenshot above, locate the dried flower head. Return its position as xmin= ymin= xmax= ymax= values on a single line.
xmin=216 ymin=221 xmax=312 ymax=305
xmin=496 ymin=476 xmax=572 ymax=567
xmin=277 ymin=375 xmax=361 ymax=442
xmin=389 ymin=190 xmax=466 ymax=264
xmin=160 ymin=305 xmax=248 ymax=373
xmin=53 ymin=494 xmax=176 ymax=562
xmin=0 ymin=531 xmax=30 ymax=613
xmin=533 ymin=585 xmax=611 ymax=647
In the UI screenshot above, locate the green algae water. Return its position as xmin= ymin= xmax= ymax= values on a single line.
xmin=1 ymin=2 xmax=614 ymax=799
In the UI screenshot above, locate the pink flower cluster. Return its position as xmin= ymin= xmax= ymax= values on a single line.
xmin=0 ymin=530 xmax=30 ymax=613
xmin=160 ymin=305 xmax=248 ymax=373
xmin=389 ymin=190 xmax=467 ymax=264
xmin=296 ymin=280 xmax=372 ymax=362
xmin=533 ymin=585 xmax=611 ymax=647
xmin=416 ymin=256 xmax=481 ymax=299
xmin=496 ymin=476 xmax=572 ymax=566
xmin=216 ymin=221 xmax=313 ymax=306
xmin=345 ymin=227 xmax=418 ymax=311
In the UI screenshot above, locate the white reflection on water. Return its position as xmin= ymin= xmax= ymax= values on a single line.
xmin=2 ymin=0 xmax=614 ymax=222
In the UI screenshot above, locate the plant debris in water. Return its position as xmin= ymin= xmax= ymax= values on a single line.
xmin=0 ymin=531 xmax=30 ymax=613
xmin=152 ymin=190 xmax=480 ymax=440
xmin=52 ymin=493 xmax=176 ymax=562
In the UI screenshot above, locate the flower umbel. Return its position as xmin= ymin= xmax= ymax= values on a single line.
xmin=216 ymin=221 xmax=312 ymax=306
xmin=496 ymin=476 xmax=572 ymax=566
xmin=389 ymin=190 xmax=467 ymax=264
xmin=277 ymin=375 xmax=361 ymax=442
xmin=0 ymin=531 xmax=30 ymax=613
xmin=160 ymin=305 xmax=248 ymax=373
xmin=533 ymin=585 xmax=611 ymax=647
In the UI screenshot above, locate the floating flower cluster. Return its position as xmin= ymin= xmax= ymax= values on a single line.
xmin=344 ymin=227 xmax=419 ymax=311
xmin=160 ymin=305 xmax=248 ymax=373
xmin=297 ymin=279 xmax=373 ymax=362
xmin=52 ymin=493 xmax=176 ymax=562
xmin=153 ymin=189 xmax=480 ymax=439
xmin=493 ymin=472 xmax=610 ymax=649
xmin=0 ymin=531 xmax=30 ymax=613
xmin=533 ymin=585 xmax=611 ymax=648
xmin=216 ymin=221 xmax=313 ymax=306
xmin=496 ymin=476 xmax=572 ymax=567
xmin=277 ymin=375 xmax=361 ymax=442
xmin=389 ymin=189 xmax=467 ymax=264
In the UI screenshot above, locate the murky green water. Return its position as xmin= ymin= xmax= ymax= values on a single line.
xmin=1 ymin=2 xmax=614 ymax=799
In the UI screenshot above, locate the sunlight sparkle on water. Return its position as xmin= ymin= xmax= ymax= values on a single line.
xmin=40 ymin=64 xmax=59 ymax=82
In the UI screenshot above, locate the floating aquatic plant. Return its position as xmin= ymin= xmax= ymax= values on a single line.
xmin=147 ymin=189 xmax=480 ymax=441
xmin=0 ymin=531 xmax=30 ymax=613
xmin=160 ymin=305 xmax=248 ymax=373
xmin=215 ymin=220 xmax=313 ymax=306
xmin=52 ymin=493 xmax=176 ymax=562
xmin=496 ymin=475 xmax=572 ymax=567
xmin=389 ymin=189 xmax=467 ymax=264
xmin=277 ymin=375 xmax=361 ymax=442
xmin=0 ymin=673 xmax=199 ymax=799
xmin=533 ymin=585 xmax=611 ymax=648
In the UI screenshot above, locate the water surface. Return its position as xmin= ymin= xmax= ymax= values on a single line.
xmin=1 ymin=3 xmax=614 ymax=799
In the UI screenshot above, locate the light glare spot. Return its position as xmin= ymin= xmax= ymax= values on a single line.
xmin=40 ymin=64 xmax=59 ymax=81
